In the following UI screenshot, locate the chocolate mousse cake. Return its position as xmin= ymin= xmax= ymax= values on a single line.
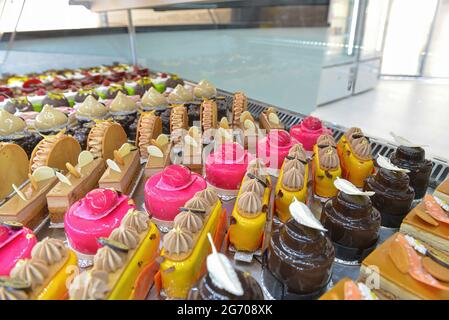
xmin=390 ymin=146 xmax=432 ymax=200
xmin=321 ymin=178 xmax=381 ymax=263
xmin=41 ymin=92 xmax=70 ymax=108
xmin=263 ymin=200 xmax=334 ymax=299
xmin=109 ymin=92 xmax=139 ymax=140
xmin=364 ymin=156 xmax=415 ymax=228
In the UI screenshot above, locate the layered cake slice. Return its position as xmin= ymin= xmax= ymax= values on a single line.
xmin=182 ymin=126 xmax=203 ymax=174
xmin=144 ymin=134 xmax=172 ymax=178
xmin=400 ymin=194 xmax=449 ymax=255
xmin=360 ymin=233 xmax=449 ymax=299
xmin=47 ymin=151 xmax=106 ymax=224
xmin=258 ymin=107 xmax=283 ymax=132
xmin=434 ymin=177 xmax=449 ymax=204
xmin=99 ymin=143 xmax=141 ymax=194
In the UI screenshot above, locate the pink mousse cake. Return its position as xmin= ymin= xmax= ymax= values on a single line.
xmin=0 ymin=222 xmax=37 ymax=276
xmin=144 ymin=164 xmax=206 ymax=227
xmin=290 ymin=116 xmax=331 ymax=151
xmin=257 ymin=129 xmax=298 ymax=170
xmin=64 ymin=188 xmax=135 ymax=255
xmin=206 ymin=142 xmax=253 ymax=195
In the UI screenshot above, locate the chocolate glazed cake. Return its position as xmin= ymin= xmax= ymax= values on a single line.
xmin=321 ymin=192 xmax=380 ymax=262
xmin=264 ymin=220 xmax=334 ymax=299
xmin=189 ymin=271 xmax=264 ymax=300
xmin=364 ymin=168 xmax=414 ymax=228
xmin=390 ymin=146 xmax=432 ymax=199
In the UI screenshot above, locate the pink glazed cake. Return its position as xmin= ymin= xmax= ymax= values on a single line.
xmin=64 ymin=188 xmax=135 ymax=256
xmin=290 ymin=116 xmax=332 ymax=151
xmin=145 ymin=164 xmax=206 ymax=229
xmin=0 ymin=223 xmax=37 ymax=276
xmin=257 ymin=129 xmax=298 ymax=170
xmin=206 ymin=142 xmax=253 ymax=196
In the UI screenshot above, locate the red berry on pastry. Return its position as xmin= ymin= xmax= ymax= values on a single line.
xmin=85 ymin=188 xmax=118 ymax=215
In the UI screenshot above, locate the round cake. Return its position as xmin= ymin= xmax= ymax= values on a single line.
xmin=257 ymin=129 xmax=298 ymax=170
xmin=290 ymin=116 xmax=332 ymax=151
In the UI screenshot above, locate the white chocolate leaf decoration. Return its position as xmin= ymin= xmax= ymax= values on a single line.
xmin=244 ymin=119 xmax=255 ymax=130
xmin=217 ymin=127 xmax=232 ymax=141
xmin=56 ymin=171 xmax=72 ymax=186
xmin=184 ymin=134 xmax=198 ymax=148
xmin=334 ymin=177 xmax=374 ymax=197
xmin=188 ymin=126 xmax=200 ymax=139
xmin=156 ymin=134 xmax=169 ymax=147
xmin=390 ymin=132 xmax=428 ymax=148
xmin=32 ymin=166 xmax=56 ymax=182
xmin=118 ymin=143 xmax=133 ymax=158
xmin=206 ymin=233 xmax=243 ymax=296
xmin=219 ymin=117 xmax=230 ymax=129
xmin=147 ymin=145 xmax=163 ymax=158
xmin=12 ymin=184 xmax=27 ymax=201
xmin=377 ymin=155 xmax=410 ymax=173
xmin=78 ymin=151 xmax=95 ymax=168
xmin=268 ymin=112 xmax=280 ymax=124
xmin=289 ymin=197 xmax=327 ymax=232
xmin=106 ymin=159 xmax=122 ymax=173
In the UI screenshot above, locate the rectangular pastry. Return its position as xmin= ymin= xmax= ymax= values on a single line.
xmin=144 ymin=141 xmax=172 ymax=178
xmin=258 ymin=107 xmax=284 ymax=132
xmin=434 ymin=177 xmax=449 ymax=203
xmin=47 ymin=157 xmax=106 ymax=224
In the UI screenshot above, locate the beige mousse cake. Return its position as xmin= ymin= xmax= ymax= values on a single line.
xmin=360 ymin=232 xmax=449 ymax=300
xmin=46 ymin=151 xmax=106 ymax=224
xmin=434 ymin=177 xmax=449 ymax=204
xmin=99 ymin=143 xmax=141 ymax=194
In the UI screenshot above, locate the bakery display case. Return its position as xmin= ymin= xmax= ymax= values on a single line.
xmin=0 ymin=0 xmax=448 ymax=302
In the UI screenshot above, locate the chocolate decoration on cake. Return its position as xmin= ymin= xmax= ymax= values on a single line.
xmin=364 ymin=159 xmax=415 ymax=228
xmin=265 ymin=202 xmax=334 ymax=298
xmin=321 ymin=182 xmax=381 ymax=262
xmin=390 ymin=146 xmax=432 ymax=199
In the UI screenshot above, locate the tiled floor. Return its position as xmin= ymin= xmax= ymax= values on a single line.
xmin=312 ymin=79 xmax=449 ymax=160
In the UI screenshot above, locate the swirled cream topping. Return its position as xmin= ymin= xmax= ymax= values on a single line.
xmin=196 ymin=188 xmax=218 ymax=207
xmin=171 ymin=105 xmax=186 ymax=131
xmin=174 ymin=211 xmax=203 ymax=233
xmin=232 ymin=92 xmax=247 ymax=126
xmin=34 ymin=105 xmax=68 ymax=132
xmin=237 ymin=191 xmax=262 ymax=215
xmin=351 ymin=136 xmax=372 ymax=160
xmin=185 ymin=196 xmax=210 ymax=213
xmin=69 ymin=270 xmax=110 ymax=300
xmin=0 ymin=110 xmax=26 ymax=137
xmin=201 ymin=99 xmax=216 ymax=131
xmin=0 ymin=286 xmax=28 ymax=300
xmin=109 ymin=226 xmax=140 ymax=250
xmin=10 ymin=259 xmax=48 ymax=289
xmin=121 ymin=209 xmax=149 ymax=233
xmin=109 ymin=91 xmax=137 ymax=114
xmin=30 ymin=134 xmax=62 ymax=172
xmin=93 ymin=246 xmax=126 ymax=273
xmin=319 ymin=146 xmax=339 ymax=170
xmin=282 ymin=167 xmax=304 ymax=191
xmin=31 ymin=237 xmax=67 ymax=265
xmin=141 ymin=87 xmax=167 ymax=108
xmin=284 ymin=158 xmax=305 ymax=174
xmin=163 ymin=227 xmax=194 ymax=255
xmin=288 ymin=143 xmax=307 ymax=160
xmin=241 ymin=178 xmax=265 ymax=197
xmin=194 ymin=80 xmax=217 ymax=99
xmin=168 ymin=85 xmax=193 ymax=103
xmin=345 ymin=127 xmax=363 ymax=142
xmin=137 ymin=113 xmax=156 ymax=158
xmin=87 ymin=121 xmax=113 ymax=158
xmin=317 ymin=134 xmax=336 ymax=147
xmin=76 ymin=95 xmax=108 ymax=120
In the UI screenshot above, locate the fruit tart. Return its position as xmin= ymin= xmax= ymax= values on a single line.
xmin=109 ymin=91 xmax=139 ymax=140
xmin=0 ymin=222 xmax=37 ymax=276
xmin=400 ymin=194 xmax=449 ymax=255
xmin=41 ymin=92 xmax=70 ymax=108
xmin=69 ymin=209 xmax=160 ymax=300
xmin=205 ymin=142 xmax=253 ymax=198
xmin=337 ymin=127 xmax=374 ymax=188
xmin=188 ymin=234 xmax=264 ymax=300
xmin=290 ymin=116 xmax=332 ymax=152
xmin=228 ymin=161 xmax=272 ymax=253
xmin=319 ymin=278 xmax=379 ymax=300
xmin=389 ymin=133 xmax=432 ymax=200
xmin=0 ymin=109 xmax=42 ymax=157
xmin=159 ymin=188 xmax=224 ymax=299
xmin=144 ymin=134 xmax=172 ymax=178
xmin=46 ymin=151 xmax=106 ymax=224
xmin=64 ymin=188 xmax=136 ymax=262
xmin=67 ymin=95 xmax=109 ymax=149
xmin=99 ymin=143 xmax=141 ymax=194
xmin=263 ymin=199 xmax=334 ymax=299
xmin=360 ymin=233 xmax=449 ymax=299
xmin=259 ymin=107 xmax=283 ymax=132
xmin=364 ymin=156 xmax=414 ymax=228
xmin=144 ymin=164 xmax=206 ymax=230
xmin=321 ymin=178 xmax=381 ymax=263
xmin=86 ymin=120 xmax=127 ymax=161
xmin=274 ymin=143 xmax=308 ymax=223
xmin=1 ymin=237 xmax=78 ymax=300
